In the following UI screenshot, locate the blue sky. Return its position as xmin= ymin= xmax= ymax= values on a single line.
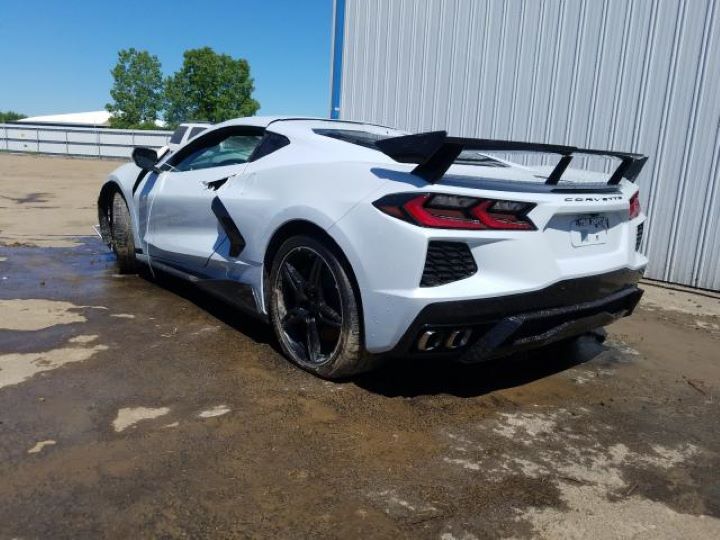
xmin=0 ymin=0 xmax=334 ymax=117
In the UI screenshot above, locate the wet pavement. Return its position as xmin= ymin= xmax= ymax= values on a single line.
xmin=1 ymin=154 xmax=719 ymax=538
xmin=1 ymin=238 xmax=719 ymax=539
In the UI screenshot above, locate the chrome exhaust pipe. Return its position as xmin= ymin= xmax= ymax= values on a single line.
xmin=417 ymin=330 xmax=441 ymax=351
xmin=445 ymin=329 xmax=471 ymax=349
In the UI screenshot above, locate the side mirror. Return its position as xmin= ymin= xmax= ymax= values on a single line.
xmin=132 ymin=147 xmax=160 ymax=172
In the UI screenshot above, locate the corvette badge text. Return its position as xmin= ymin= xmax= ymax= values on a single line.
xmin=564 ymin=196 xmax=624 ymax=202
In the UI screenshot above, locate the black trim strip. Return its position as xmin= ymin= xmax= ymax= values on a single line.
xmin=149 ymin=258 xmax=265 ymax=320
xmin=132 ymin=170 xmax=149 ymax=195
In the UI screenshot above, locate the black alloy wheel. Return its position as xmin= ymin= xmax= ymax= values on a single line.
xmin=275 ymin=246 xmax=343 ymax=364
xmin=269 ymin=235 xmax=381 ymax=378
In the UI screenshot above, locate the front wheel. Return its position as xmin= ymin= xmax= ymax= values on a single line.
xmin=110 ymin=192 xmax=137 ymax=274
xmin=269 ymin=235 xmax=381 ymax=379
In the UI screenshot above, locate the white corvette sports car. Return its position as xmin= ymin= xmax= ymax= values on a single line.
xmin=98 ymin=116 xmax=648 ymax=378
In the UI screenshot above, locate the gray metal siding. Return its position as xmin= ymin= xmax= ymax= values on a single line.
xmin=338 ymin=0 xmax=720 ymax=290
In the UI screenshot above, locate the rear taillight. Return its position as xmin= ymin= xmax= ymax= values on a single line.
xmin=629 ymin=192 xmax=641 ymax=220
xmin=373 ymin=193 xmax=536 ymax=231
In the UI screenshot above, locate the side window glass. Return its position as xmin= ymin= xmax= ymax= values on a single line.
xmin=249 ymin=132 xmax=290 ymax=162
xmin=173 ymin=132 xmax=263 ymax=172
xmin=189 ymin=126 xmax=206 ymax=140
xmin=169 ymin=126 xmax=187 ymax=144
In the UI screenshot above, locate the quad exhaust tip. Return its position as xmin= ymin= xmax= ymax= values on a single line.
xmin=446 ymin=329 xmax=471 ymax=349
xmin=417 ymin=329 xmax=472 ymax=352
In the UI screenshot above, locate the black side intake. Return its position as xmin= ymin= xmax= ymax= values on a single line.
xmin=636 ymin=223 xmax=644 ymax=252
xmin=420 ymin=241 xmax=477 ymax=287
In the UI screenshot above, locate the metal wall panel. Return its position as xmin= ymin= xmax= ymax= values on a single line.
xmin=338 ymin=0 xmax=720 ymax=290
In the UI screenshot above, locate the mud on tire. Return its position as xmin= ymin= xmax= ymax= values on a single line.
xmin=110 ymin=192 xmax=137 ymax=274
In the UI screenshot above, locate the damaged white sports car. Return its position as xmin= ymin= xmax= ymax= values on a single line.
xmin=98 ymin=116 xmax=648 ymax=378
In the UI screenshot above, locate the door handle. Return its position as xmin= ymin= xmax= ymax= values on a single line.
xmin=203 ymin=177 xmax=228 ymax=191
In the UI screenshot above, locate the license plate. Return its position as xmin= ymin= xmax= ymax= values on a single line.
xmin=570 ymin=216 xmax=609 ymax=247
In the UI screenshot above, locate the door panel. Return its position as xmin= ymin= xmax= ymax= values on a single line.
xmin=145 ymin=164 xmax=246 ymax=273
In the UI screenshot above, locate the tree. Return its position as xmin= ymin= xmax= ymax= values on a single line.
xmin=106 ymin=48 xmax=164 ymax=129
xmin=164 ymin=47 xmax=260 ymax=128
xmin=0 ymin=111 xmax=25 ymax=123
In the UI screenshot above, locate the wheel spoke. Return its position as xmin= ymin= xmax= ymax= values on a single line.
xmin=275 ymin=245 xmax=345 ymax=366
xmin=317 ymin=303 xmax=342 ymax=328
xmin=306 ymin=317 xmax=322 ymax=363
xmin=308 ymin=255 xmax=323 ymax=288
xmin=282 ymin=307 xmax=308 ymax=327
xmin=282 ymin=263 xmax=306 ymax=300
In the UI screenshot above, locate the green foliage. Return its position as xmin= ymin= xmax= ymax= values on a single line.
xmin=164 ymin=47 xmax=260 ymax=128
xmin=106 ymin=48 xmax=164 ymax=129
xmin=0 ymin=111 xmax=26 ymax=123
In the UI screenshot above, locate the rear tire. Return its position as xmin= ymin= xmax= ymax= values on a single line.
xmin=269 ymin=235 xmax=382 ymax=379
xmin=110 ymin=192 xmax=137 ymax=274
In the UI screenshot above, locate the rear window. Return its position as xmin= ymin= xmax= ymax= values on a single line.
xmin=189 ymin=126 xmax=206 ymax=139
xmin=169 ymin=126 xmax=188 ymax=144
xmin=456 ymin=150 xmax=508 ymax=167
xmin=314 ymin=128 xmax=387 ymax=150
xmin=249 ymin=132 xmax=290 ymax=162
xmin=314 ymin=128 xmax=506 ymax=167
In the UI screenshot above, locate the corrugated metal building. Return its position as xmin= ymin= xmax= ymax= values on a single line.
xmin=330 ymin=0 xmax=720 ymax=290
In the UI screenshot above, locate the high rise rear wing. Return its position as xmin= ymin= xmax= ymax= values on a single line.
xmin=375 ymin=131 xmax=648 ymax=185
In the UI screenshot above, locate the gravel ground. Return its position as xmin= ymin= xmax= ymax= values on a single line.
xmin=1 ymin=153 xmax=719 ymax=539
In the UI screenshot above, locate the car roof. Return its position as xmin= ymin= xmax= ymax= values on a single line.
xmin=214 ymin=116 xmax=396 ymax=132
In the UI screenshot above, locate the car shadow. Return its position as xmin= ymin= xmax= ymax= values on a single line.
xmin=143 ymin=265 xmax=607 ymax=399
xmin=144 ymin=269 xmax=277 ymax=349
xmin=353 ymin=336 xmax=609 ymax=398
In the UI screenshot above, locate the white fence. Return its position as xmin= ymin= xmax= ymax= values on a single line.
xmin=0 ymin=123 xmax=172 ymax=158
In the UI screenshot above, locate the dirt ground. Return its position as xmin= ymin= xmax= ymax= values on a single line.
xmin=1 ymin=153 xmax=719 ymax=539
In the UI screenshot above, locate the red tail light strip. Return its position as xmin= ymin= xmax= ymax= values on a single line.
xmin=629 ymin=192 xmax=641 ymax=220
xmin=374 ymin=193 xmax=536 ymax=231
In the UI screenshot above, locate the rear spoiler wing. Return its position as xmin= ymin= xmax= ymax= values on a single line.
xmin=375 ymin=131 xmax=648 ymax=185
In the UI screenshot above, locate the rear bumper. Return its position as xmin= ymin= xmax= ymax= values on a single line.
xmin=387 ymin=269 xmax=643 ymax=361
